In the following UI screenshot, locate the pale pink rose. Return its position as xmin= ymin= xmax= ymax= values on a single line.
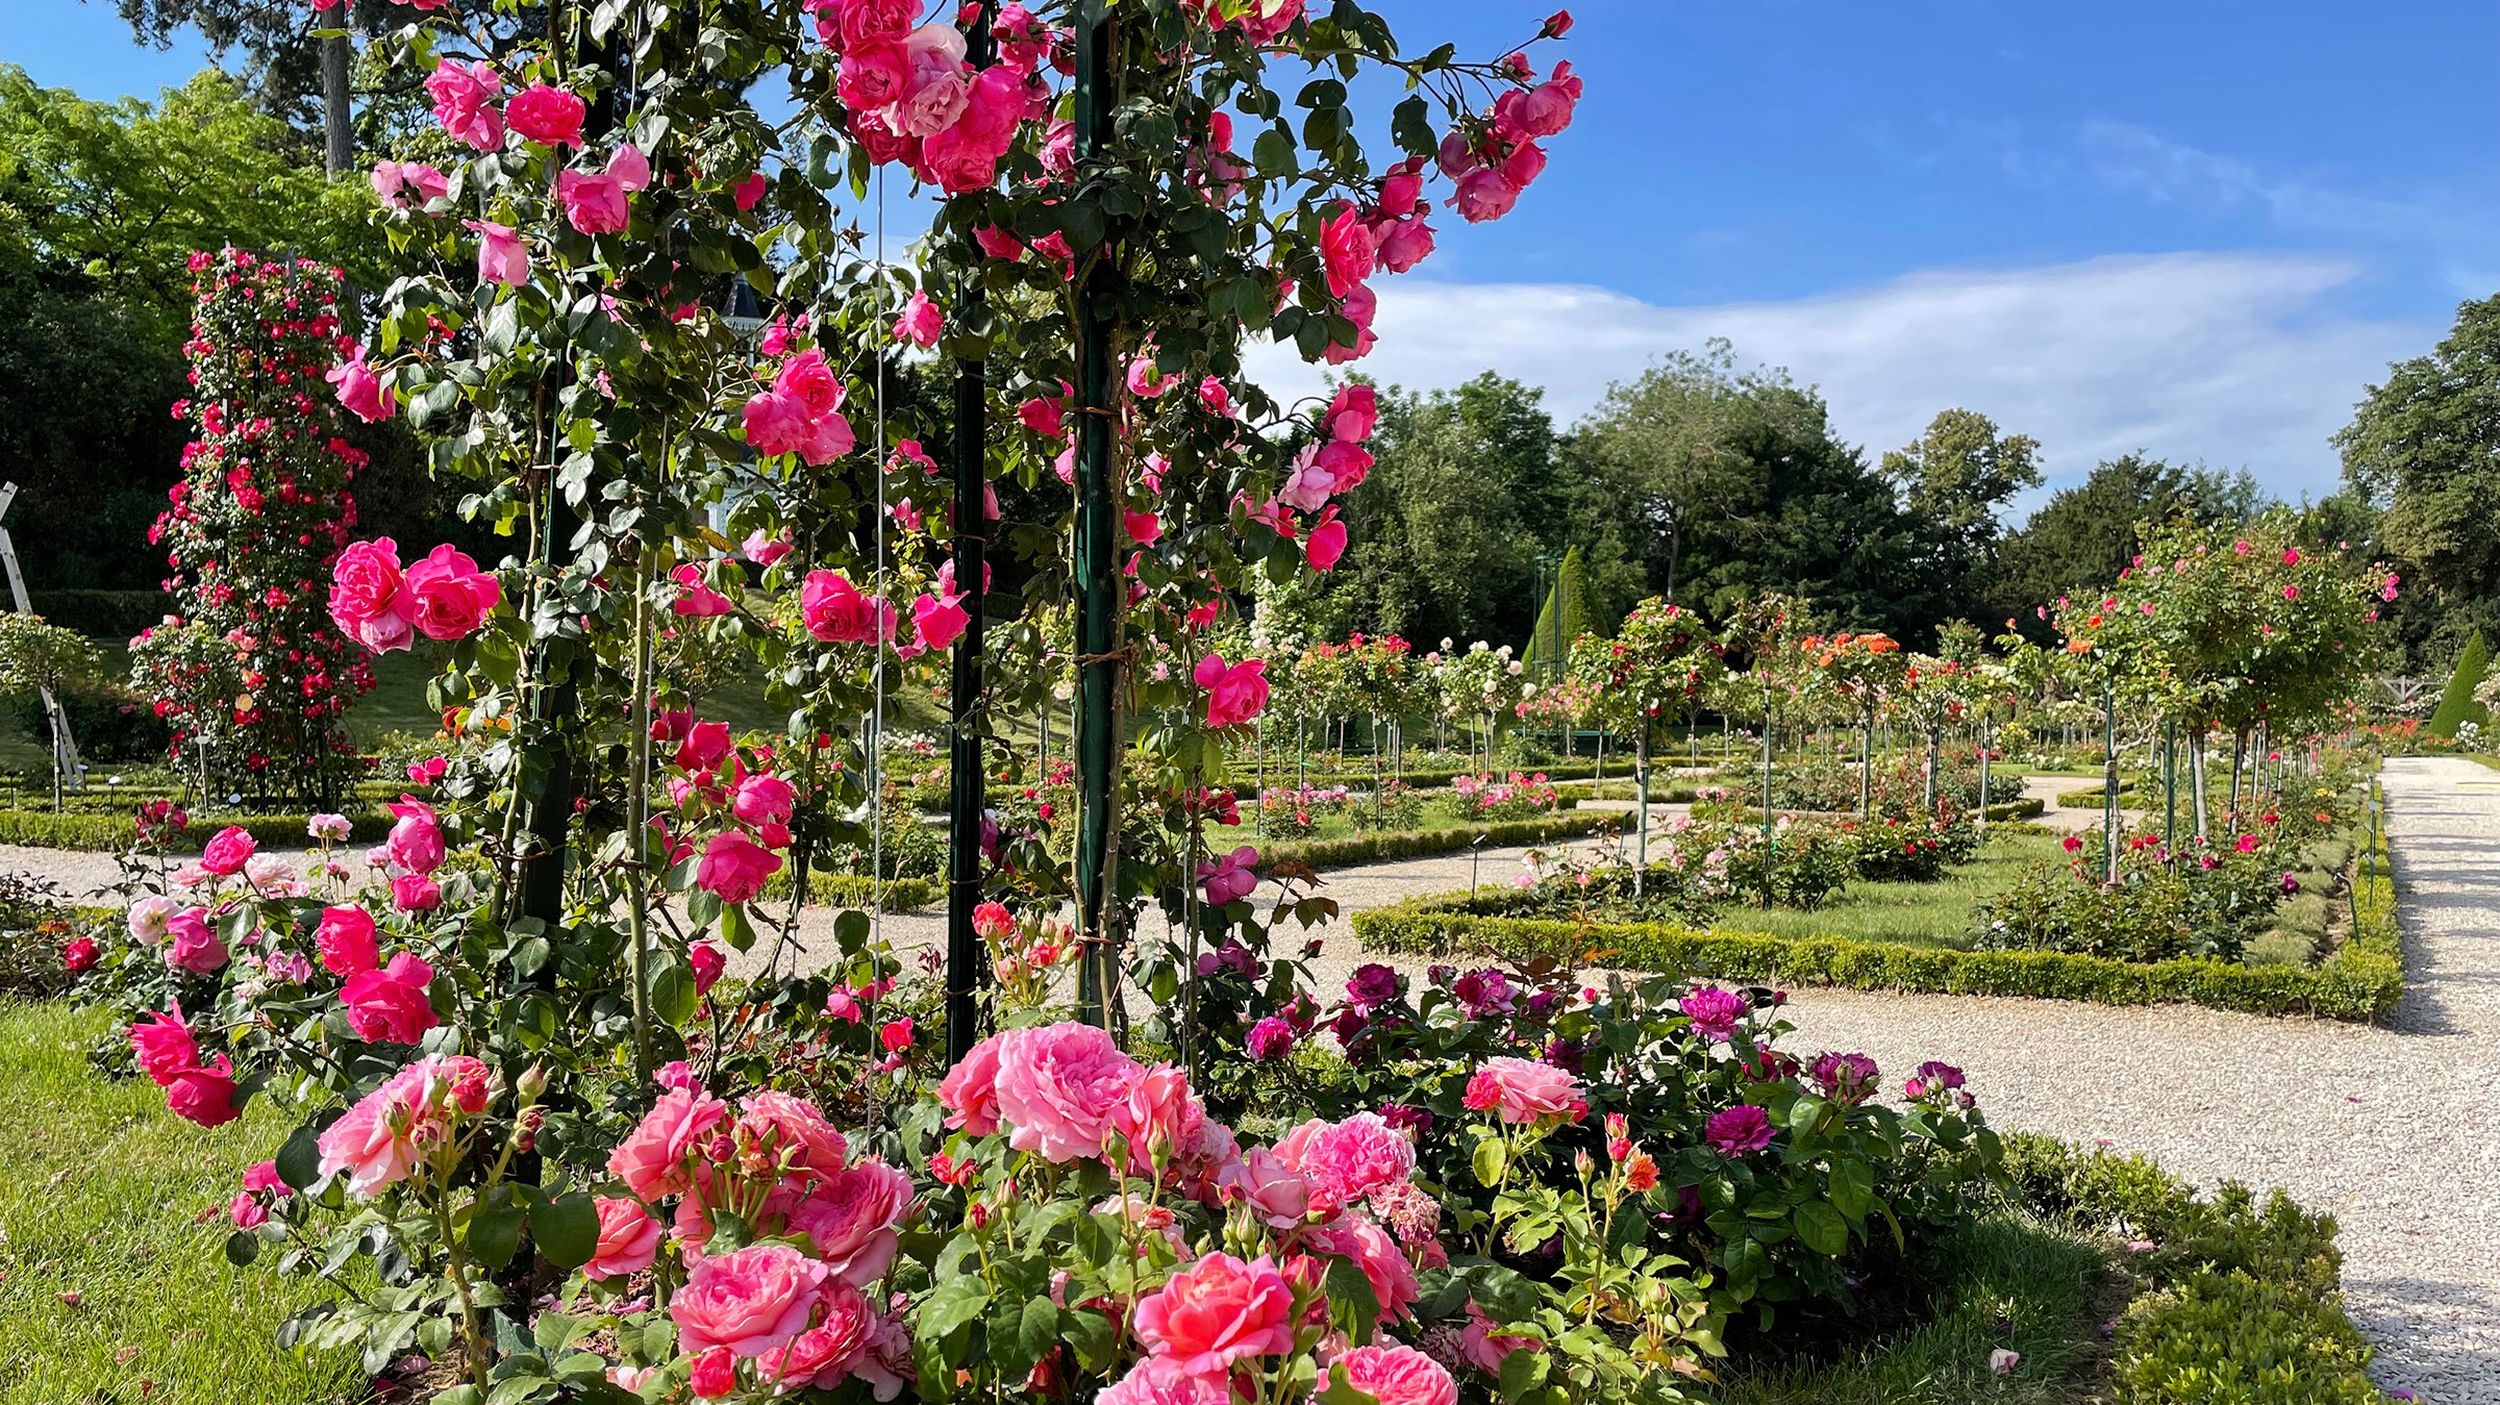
xmin=1457 ymin=1299 xmax=1542 ymax=1376
xmin=608 ymin=142 xmax=652 ymax=191
xmin=583 ymin=1196 xmax=663 ymax=1281
xmin=126 ymin=894 xmax=179 ymax=945
xmin=991 ymin=1022 xmax=1144 ymax=1163
xmin=937 ymin=1033 xmax=1003 ymax=1134
xmin=1461 ymin=1055 xmax=1587 ymax=1126
xmin=1097 ymin=1365 xmax=1232 ymax=1405
xmin=607 ymin=1086 xmax=731 ymax=1199
xmin=317 ymin=1055 xmax=487 ymax=1195
xmin=1233 ymin=1146 xmax=1311 ymax=1229
xmin=370 ymin=158 xmax=449 ymax=212
xmin=1337 ymin=1342 xmax=1458 ymax=1405
xmin=1131 ymin=1251 xmax=1296 ymax=1379
xmin=671 ymin=1243 xmax=831 ymax=1358
xmin=788 ymin=1158 xmax=913 ymax=1286
xmin=737 ymin=1090 xmax=849 ymax=1181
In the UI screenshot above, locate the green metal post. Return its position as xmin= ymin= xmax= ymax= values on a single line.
xmin=942 ymin=1 xmax=995 ymax=1066
xmin=1071 ymin=0 xmax=1121 ymax=1027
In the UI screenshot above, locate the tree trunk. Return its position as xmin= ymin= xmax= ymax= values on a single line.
xmin=321 ymin=34 xmax=354 ymax=177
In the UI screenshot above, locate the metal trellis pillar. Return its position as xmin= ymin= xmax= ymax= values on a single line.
xmin=942 ymin=4 xmax=996 ymax=1066
xmin=1071 ymin=0 xmax=1123 ymax=1026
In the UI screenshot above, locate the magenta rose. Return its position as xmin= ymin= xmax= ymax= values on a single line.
xmin=991 ymin=1021 xmax=1144 ymax=1163
xmin=671 ymin=1243 xmax=833 ymax=1358
xmin=128 ymin=1008 xmax=198 ymax=1086
xmin=1679 ymin=985 xmax=1747 ymax=1042
xmin=401 ymin=544 xmax=500 ymax=642
xmin=316 ymin=905 xmax=380 ymax=976
xmin=165 ymin=908 xmax=229 ymax=974
xmin=164 ymin=1055 xmax=240 ymax=1127
xmin=732 ymin=773 xmax=797 ymax=827
xmin=342 ymin=952 xmax=438 ymax=1044
xmin=505 ymin=82 xmax=586 ymax=148
xmin=199 ymin=824 xmax=257 ymax=876
xmin=1705 ymin=1104 xmax=1775 ymax=1157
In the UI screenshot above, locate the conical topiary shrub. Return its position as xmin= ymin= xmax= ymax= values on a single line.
xmin=2427 ymin=629 xmax=2491 ymax=737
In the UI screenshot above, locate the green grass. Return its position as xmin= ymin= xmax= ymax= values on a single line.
xmin=1727 ymin=831 xmax=2066 ymax=949
xmin=1719 ymin=1210 xmax=2113 ymax=1405
xmin=0 ymin=1000 xmax=358 ymax=1405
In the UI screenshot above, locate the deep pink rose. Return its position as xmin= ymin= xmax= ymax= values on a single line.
xmin=938 ymin=1033 xmax=1003 ymax=1134
xmin=1337 ymin=1343 xmax=1458 ymax=1405
xmin=1132 ymin=1251 xmax=1296 ymax=1379
xmin=1306 ymin=516 xmax=1348 ymax=572
xmin=129 ymin=1008 xmax=198 ymax=1085
xmin=1326 ymin=382 xmax=1378 ymax=441
xmin=1461 ymin=1056 xmax=1586 ymax=1126
xmin=672 ymin=1243 xmax=833 ymax=1358
xmin=1196 ymin=844 xmax=1258 ymax=905
xmin=608 ymin=1087 xmax=731 ymax=1199
xmin=991 ymin=1022 xmax=1144 ymax=1163
xmin=675 ymin=720 xmax=734 ymax=773
xmin=506 ymin=83 xmax=587 ymax=148
xmin=1319 ymin=201 xmax=1377 ymax=298
xmin=165 ymin=908 xmax=229 ymax=974
xmin=697 ymin=830 xmax=782 ymax=904
xmin=774 ymin=349 xmax=844 ymax=418
xmin=1452 ymin=168 xmax=1520 ymax=223
xmin=801 ymin=570 xmax=888 ymax=644
xmin=583 ymin=1196 xmax=663 ymax=1281
xmin=911 ymin=591 xmax=970 ymax=652
xmin=690 ymin=1346 xmax=736 ymax=1398
xmin=735 ymin=1090 xmax=848 ymax=1180
xmin=164 ymin=1055 xmax=239 ymax=1127
xmin=391 ymin=873 xmax=443 ymax=912
xmin=200 ymin=824 xmax=257 ymax=876
xmin=425 ymin=59 xmax=504 ymax=150
xmin=733 ymin=171 xmax=768 ymax=210
xmin=732 ymin=772 xmax=797 ymax=827
xmin=1193 ymin=654 xmax=1269 ymax=728
xmin=743 ymin=387 xmax=812 ymax=458
xmin=402 ymin=544 xmax=500 ymax=641
xmin=1112 ymin=1061 xmax=1206 ymax=1169
xmin=1705 ymin=1104 xmax=1775 ymax=1157
xmin=1679 ymin=985 xmax=1747 ymax=1042
xmin=61 ymin=935 xmax=98 ymax=971
xmin=316 ymin=905 xmax=379 ymax=975
xmin=342 ymin=952 xmax=438 ymax=1044
xmin=837 ymin=38 xmax=912 ymax=112
xmin=330 ymin=537 xmax=413 ymax=653
xmin=385 ymin=796 xmax=447 ymax=874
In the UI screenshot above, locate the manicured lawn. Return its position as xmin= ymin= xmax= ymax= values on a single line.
xmin=1726 ymin=831 xmax=2067 ymax=950
xmin=1718 ymin=1210 xmax=2114 ymax=1404
xmin=0 ymin=1000 xmax=359 ymax=1405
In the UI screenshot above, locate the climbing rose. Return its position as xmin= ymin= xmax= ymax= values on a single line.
xmin=801 ymin=570 xmax=891 ymax=644
xmin=385 ymin=797 xmax=447 ymax=874
xmin=465 ymin=219 xmax=530 ymax=286
xmin=342 ymin=952 xmax=439 ymax=1044
xmin=506 ymin=83 xmax=587 ymax=148
xmin=424 ymin=58 xmax=504 ymax=150
xmin=369 ymin=158 xmax=449 ymax=211
xmin=164 ymin=1055 xmax=240 ymax=1128
xmin=556 ymin=168 xmax=630 ymax=234
xmin=892 ymin=289 xmax=944 ymax=347
xmin=1306 ymin=516 xmax=1348 ymax=572
xmin=128 ymin=1008 xmax=198 ymax=1085
xmin=1319 ymin=201 xmax=1377 ymax=297
xmin=1131 ymin=1251 xmax=1296 ymax=1380
xmin=327 ymin=349 xmax=395 ymax=423
xmin=696 ymin=830 xmax=783 ymax=904
xmin=402 ymin=544 xmax=502 ymax=641
xmin=1193 ymin=654 xmax=1269 ymax=728
xmin=330 ymin=538 xmax=415 ymax=652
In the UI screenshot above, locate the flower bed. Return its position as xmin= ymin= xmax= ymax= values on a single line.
xmin=1355 ymin=828 xmax=2405 ymax=1021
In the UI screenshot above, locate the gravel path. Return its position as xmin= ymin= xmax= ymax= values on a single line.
xmin=12 ymin=766 xmax=2494 ymax=1397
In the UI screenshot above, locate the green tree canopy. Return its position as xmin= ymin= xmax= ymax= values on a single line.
xmin=1988 ymin=455 xmax=2271 ymax=630
xmin=1879 ymin=407 xmax=2041 ymax=630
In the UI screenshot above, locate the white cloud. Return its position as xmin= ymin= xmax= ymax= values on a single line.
xmin=1242 ymin=252 xmax=2431 ymax=501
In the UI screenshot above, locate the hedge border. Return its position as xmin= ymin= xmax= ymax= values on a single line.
xmin=897 ymin=761 xmax=1613 ymax=812
xmin=1353 ymin=827 xmax=2404 ymax=1021
xmin=757 ymin=871 xmax=940 ymax=912
xmin=2054 ymin=779 xmax=2137 ymax=808
xmin=0 ymin=809 xmax=393 ymax=853
xmin=2003 ymin=1133 xmax=2398 ymax=1403
xmin=1260 ymin=810 xmax=1616 ymax=872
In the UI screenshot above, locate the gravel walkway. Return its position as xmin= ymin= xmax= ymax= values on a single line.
xmin=12 ymin=766 xmax=2494 ymax=1397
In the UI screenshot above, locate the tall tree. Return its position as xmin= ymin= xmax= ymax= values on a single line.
xmin=2335 ymin=292 xmax=2500 ymax=655
xmin=1577 ymin=340 xmax=1922 ymax=634
xmin=1986 ymin=455 xmax=2268 ymax=628
xmin=1879 ymin=408 xmax=2040 ymax=627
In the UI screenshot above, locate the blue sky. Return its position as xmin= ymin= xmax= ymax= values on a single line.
xmin=10 ymin=0 xmax=2494 ymax=501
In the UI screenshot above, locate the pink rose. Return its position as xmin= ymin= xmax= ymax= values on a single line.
xmin=342 ymin=952 xmax=438 ymax=1044
xmin=732 ymin=772 xmax=797 ymax=827
xmin=165 ymin=908 xmax=228 ymax=974
xmin=675 ymin=720 xmax=733 ymax=773
xmin=892 ymin=289 xmax=944 ymax=347
xmin=401 ymin=544 xmax=500 ymax=641
xmin=736 ymin=1090 xmax=848 ymax=1180
xmin=696 ymin=830 xmax=782 ymax=904
xmin=317 ymin=1055 xmax=487 ymax=1193
xmin=1326 ymin=382 xmax=1378 ymax=441
xmin=1233 ymin=1147 xmax=1312 ymax=1229
xmin=788 ymin=1158 xmax=913 ymax=1286
xmin=370 ymin=159 xmax=449 ymax=211
xmin=464 ymin=219 xmax=530 ymax=287
xmin=1306 ymin=1210 xmax=1419 ymax=1322
xmin=384 ymin=796 xmax=447 ymax=874
xmin=671 ymin=1243 xmax=832 ymax=1358
xmin=1323 ymin=282 xmax=1378 ymax=364
xmin=1461 ymin=1056 xmax=1586 ymax=1126
xmin=1275 ymin=1111 xmax=1415 ymax=1202
xmin=733 ymin=171 xmax=769 ymax=210
xmin=1458 ymin=1299 xmax=1542 ymax=1376
xmin=583 ymin=1197 xmax=663 ymax=1281
xmin=1112 ymin=1061 xmax=1206 ymax=1169
xmin=392 ymin=873 xmax=443 ymax=912
xmin=1306 ymin=516 xmax=1348 ymax=572
xmin=424 ymin=58 xmax=504 ymax=150
xmin=1131 ymin=1251 xmax=1296 ymax=1379
xmin=1452 ymin=168 xmax=1519 ymax=223
xmin=938 ymin=1033 xmax=1004 ymax=1134
xmin=326 ymin=348 xmax=395 ymax=423
xmin=1319 ymin=201 xmax=1377 ymax=298
xmin=802 ymin=570 xmax=888 ymax=644
xmin=506 ymin=83 xmax=587 ymax=148
xmin=557 ymin=168 xmax=631 ymax=234
xmin=164 ymin=1055 xmax=240 ymax=1127
xmin=128 ymin=1008 xmax=198 ymax=1085
xmin=1098 ymin=1366 xmax=1232 ymax=1405
xmin=229 ymin=1191 xmax=268 ymax=1230
xmin=316 ymin=905 xmax=380 ymax=976
xmin=330 ymin=537 xmax=413 ymax=653
xmin=743 ymin=529 xmax=794 ymax=566
xmin=1337 ymin=1343 xmax=1458 ymax=1405
xmin=911 ymin=591 xmax=970 ymax=652
xmin=1192 ymin=654 xmax=1269 ymax=729
xmin=1196 ymin=844 xmax=1258 ymax=905
xmin=991 ymin=1021 xmax=1144 ymax=1163
xmin=755 ymin=1277 xmax=875 ymax=1391
xmin=690 ymin=1346 xmax=736 ymax=1398
xmin=775 ymin=349 xmax=845 ymax=418
xmin=743 ymin=388 xmax=812 ymax=458
xmin=608 ymin=1087 xmax=731 ymax=1199
xmin=837 ymin=39 xmax=913 ymax=112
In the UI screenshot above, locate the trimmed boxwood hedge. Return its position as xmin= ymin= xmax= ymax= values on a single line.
xmin=1354 ymin=826 xmax=2403 ymax=1020
xmin=756 ymin=870 xmax=940 ymax=912
xmin=0 ymin=809 xmax=392 ymax=852
xmin=1259 ymin=810 xmax=1616 ymax=872
xmin=897 ymin=761 xmax=1613 ymax=812
xmin=2003 ymin=1134 xmax=2396 ymax=1404
xmin=2054 ymin=778 xmax=2137 ymax=808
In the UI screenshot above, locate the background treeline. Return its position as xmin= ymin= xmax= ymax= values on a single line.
xmin=3 ymin=57 xmax=2495 ymax=674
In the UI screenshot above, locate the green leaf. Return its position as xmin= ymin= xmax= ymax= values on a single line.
xmin=223 ymin=1229 xmax=261 ymax=1266
xmin=469 ymin=1192 xmax=527 ymax=1270
xmin=721 ymin=900 xmax=757 ymax=951
xmin=918 ymin=1276 xmax=990 ymax=1343
xmin=1828 ymin=1157 xmax=1875 ymax=1222
xmin=1497 ymin=1339 xmax=1550 ymax=1400
xmin=1472 ymin=1135 xmax=1508 ymax=1188
xmin=533 ymin=1191 xmax=600 ymax=1270
xmin=1016 ymin=1296 xmax=1058 ymax=1369
xmin=1791 ymin=1200 xmax=1850 ymax=1256
xmin=1391 ymin=95 xmax=1435 ymax=158
xmin=276 ymin=1119 xmax=326 ymax=1191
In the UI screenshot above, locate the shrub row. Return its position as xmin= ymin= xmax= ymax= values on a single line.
xmin=0 ymin=808 xmax=392 ymax=853
xmin=895 ymin=761 xmax=1612 ymax=812
xmin=756 ymin=870 xmax=940 ymax=912
xmin=2002 ymin=1134 xmax=2394 ymax=1404
xmin=1981 ymin=796 xmax=2047 ymax=821
xmin=2055 ymin=778 xmax=2137 ymax=808
xmin=1353 ymin=858 xmax=2403 ymax=1021
xmin=1259 ymin=810 xmax=1615 ymax=872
